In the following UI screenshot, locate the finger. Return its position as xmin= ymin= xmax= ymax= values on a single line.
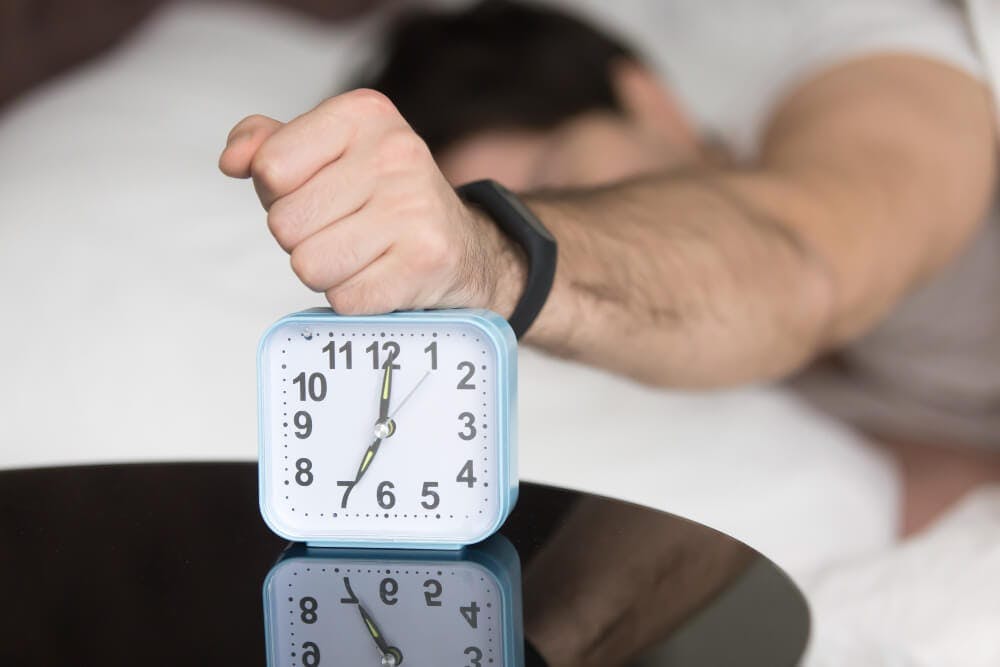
xmin=250 ymin=89 xmax=402 ymax=209
xmin=267 ymin=148 xmax=377 ymax=251
xmin=218 ymin=114 xmax=283 ymax=178
xmin=288 ymin=207 xmax=398 ymax=292
xmin=325 ymin=252 xmax=422 ymax=315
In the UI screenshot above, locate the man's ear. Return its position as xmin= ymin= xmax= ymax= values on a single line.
xmin=611 ymin=59 xmax=698 ymax=149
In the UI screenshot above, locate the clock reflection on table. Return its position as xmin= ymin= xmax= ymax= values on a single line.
xmin=263 ymin=537 xmax=523 ymax=666
xmin=0 ymin=463 xmax=810 ymax=666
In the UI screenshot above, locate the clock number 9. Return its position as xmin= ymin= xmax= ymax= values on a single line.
xmin=379 ymin=577 xmax=399 ymax=606
xmin=299 ymin=596 xmax=318 ymax=624
xmin=301 ymin=641 xmax=320 ymax=667
xmin=293 ymin=411 xmax=312 ymax=439
xmin=458 ymin=412 xmax=476 ymax=440
xmin=456 ymin=361 xmax=476 ymax=390
xmin=377 ymin=481 xmax=396 ymax=509
xmin=295 ymin=458 xmax=314 ymax=486
xmin=293 ymin=372 xmax=327 ymax=402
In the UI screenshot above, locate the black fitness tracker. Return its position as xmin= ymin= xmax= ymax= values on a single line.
xmin=456 ymin=179 xmax=557 ymax=339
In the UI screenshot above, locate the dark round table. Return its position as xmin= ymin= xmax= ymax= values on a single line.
xmin=0 ymin=462 xmax=808 ymax=666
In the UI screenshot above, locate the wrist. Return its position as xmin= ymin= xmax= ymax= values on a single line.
xmin=468 ymin=204 xmax=528 ymax=319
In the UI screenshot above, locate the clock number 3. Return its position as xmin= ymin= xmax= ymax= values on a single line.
xmin=458 ymin=412 xmax=476 ymax=440
xmin=464 ymin=646 xmax=483 ymax=667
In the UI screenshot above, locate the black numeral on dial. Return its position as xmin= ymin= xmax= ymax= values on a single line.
xmin=302 ymin=641 xmax=320 ymax=667
xmin=458 ymin=412 xmax=476 ymax=440
xmin=295 ymin=458 xmax=314 ymax=486
xmin=380 ymin=577 xmax=399 ymax=605
xmin=293 ymin=372 xmax=327 ymax=401
xmin=299 ymin=596 xmax=318 ymax=624
xmin=367 ymin=341 xmax=401 ymax=369
xmin=460 ymin=601 xmax=481 ymax=629
xmin=456 ymin=460 xmax=477 ymax=488
xmin=424 ymin=341 xmax=438 ymax=369
xmin=423 ymin=579 xmax=443 ymax=607
xmin=456 ymin=361 xmax=476 ymax=389
xmin=464 ymin=646 xmax=483 ymax=667
xmin=293 ymin=410 xmax=312 ymax=439
xmin=340 ymin=577 xmax=359 ymax=604
xmin=322 ymin=340 xmax=352 ymax=369
xmin=377 ymin=481 xmax=396 ymax=509
xmin=420 ymin=481 xmax=440 ymax=509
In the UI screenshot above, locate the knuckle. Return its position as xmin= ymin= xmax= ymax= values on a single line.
xmin=290 ymin=249 xmax=326 ymax=291
xmin=377 ymin=129 xmax=430 ymax=169
xmin=249 ymin=149 xmax=285 ymax=193
xmin=346 ymin=88 xmax=397 ymax=117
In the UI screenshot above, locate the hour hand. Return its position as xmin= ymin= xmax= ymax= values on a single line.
xmin=358 ymin=603 xmax=403 ymax=665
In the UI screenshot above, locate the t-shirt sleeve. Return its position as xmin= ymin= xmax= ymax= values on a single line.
xmin=728 ymin=0 xmax=985 ymax=158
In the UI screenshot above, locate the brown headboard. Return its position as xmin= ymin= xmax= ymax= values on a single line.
xmin=0 ymin=0 xmax=387 ymax=109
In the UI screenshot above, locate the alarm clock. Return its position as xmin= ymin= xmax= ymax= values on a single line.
xmin=258 ymin=308 xmax=518 ymax=549
xmin=262 ymin=535 xmax=525 ymax=667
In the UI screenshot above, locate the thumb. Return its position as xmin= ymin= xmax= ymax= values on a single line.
xmin=218 ymin=114 xmax=283 ymax=178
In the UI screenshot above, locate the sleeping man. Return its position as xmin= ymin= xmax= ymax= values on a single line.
xmin=219 ymin=0 xmax=998 ymax=539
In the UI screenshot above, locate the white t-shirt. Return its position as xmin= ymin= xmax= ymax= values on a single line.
xmin=549 ymin=0 xmax=1000 ymax=447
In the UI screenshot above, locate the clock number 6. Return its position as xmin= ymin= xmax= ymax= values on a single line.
xmin=377 ymin=481 xmax=396 ymax=509
xmin=458 ymin=412 xmax=476 ymax=440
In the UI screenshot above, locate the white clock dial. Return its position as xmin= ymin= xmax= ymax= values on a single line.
xmin=259 ymin=312 xmax=514 ymax=547
xmin=266 ymin=556 xmax=508 ymax=666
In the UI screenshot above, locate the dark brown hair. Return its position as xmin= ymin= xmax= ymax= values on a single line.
xmin=360 ymin=0 xmax=636 ymax=155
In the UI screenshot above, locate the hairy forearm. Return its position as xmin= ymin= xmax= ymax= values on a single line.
xmin=519 ymin=168 xmax=835 ymax=387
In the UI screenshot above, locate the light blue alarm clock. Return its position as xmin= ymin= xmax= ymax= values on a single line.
xmin=262 ymin=535 xmax=525 ymax=666
xmin=258 ymin=308 xmax=518 ymax=549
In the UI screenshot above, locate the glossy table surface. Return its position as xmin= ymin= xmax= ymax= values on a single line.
xmin=0 ymin=462 xmax=808 ymax=666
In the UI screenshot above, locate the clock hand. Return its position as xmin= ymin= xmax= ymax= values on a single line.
xmin=358 ymin=602 xmax=404 ymax=666
xmin=377 ymin=361 xmax=393 ymax=424
xmin=342 ymin=370 xmax=429 ymax=506
xmin=387 ymin=371 xmax=430 ymax=422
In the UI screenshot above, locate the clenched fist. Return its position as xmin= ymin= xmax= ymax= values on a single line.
xmin=219 ymin=89 xmax=524 ymax=316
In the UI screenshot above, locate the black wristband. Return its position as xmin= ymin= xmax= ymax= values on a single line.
xmin=456 ymin=179 xmax=557 ymax=339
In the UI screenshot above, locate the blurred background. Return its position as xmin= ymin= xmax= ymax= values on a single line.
xmin=0 ymin=1 xmax=997 ymax=664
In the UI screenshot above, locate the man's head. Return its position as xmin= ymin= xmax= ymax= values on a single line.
xmin=362 ymin=0 xmax=701 ymax=190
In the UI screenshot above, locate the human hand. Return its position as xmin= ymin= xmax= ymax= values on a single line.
xmin=219 ymin=89 xmax=524 ymax=315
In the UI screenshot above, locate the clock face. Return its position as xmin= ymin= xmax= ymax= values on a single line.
xmin=259 ymin=310 xmax=515 ymax=547
xmin=264 ymin=550 xmax=515 ymax=667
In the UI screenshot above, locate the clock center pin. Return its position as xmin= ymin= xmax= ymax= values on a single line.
xmin=373 ymin=419 xmax=396 ymax=439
